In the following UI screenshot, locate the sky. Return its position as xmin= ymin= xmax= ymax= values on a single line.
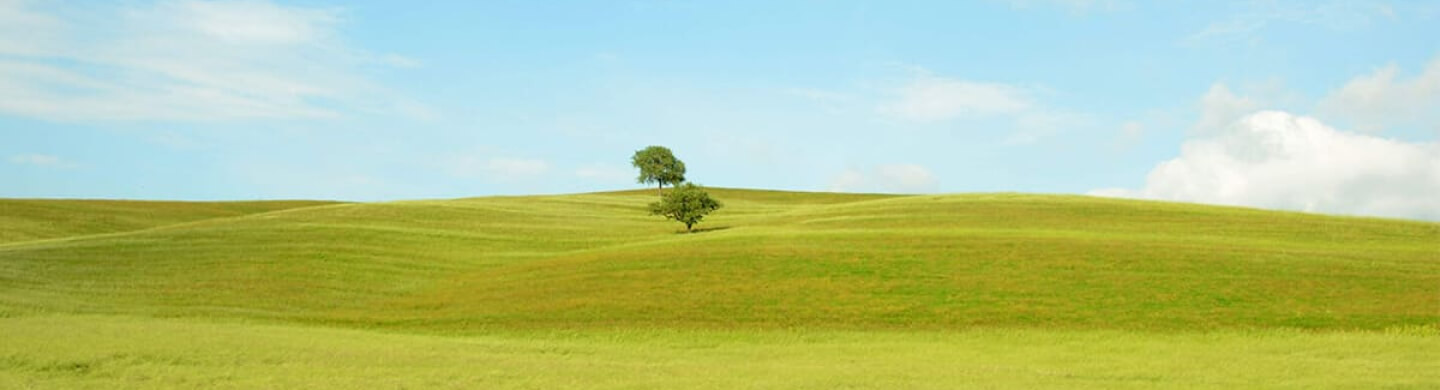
xmin=2 ymin=0 xmax=1438 ymax=221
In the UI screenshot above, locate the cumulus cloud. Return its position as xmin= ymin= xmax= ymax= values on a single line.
xmin=1092 ymin=111 xmax=1440 ymax=221
xmin=0 ymin=0 xmax=421 ymax=122
xmin=829 ymin=164 xmax=938 ymax=194
xmin=1317 ymin=58 xmax=1440 ymax=133
xmin=1195 ymin=84 xmax=1261 ymax=134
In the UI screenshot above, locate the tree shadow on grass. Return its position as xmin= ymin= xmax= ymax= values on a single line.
xmin=676 ymin=226 xmax=731 ymax=234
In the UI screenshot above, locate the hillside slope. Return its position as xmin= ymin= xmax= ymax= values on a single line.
xmin=0 ymin=189 xmax=1435 ymax=331
xmin=0 ymin=199 xmax=341 ymax=244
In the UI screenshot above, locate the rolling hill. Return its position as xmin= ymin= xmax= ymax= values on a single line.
xmin=0 ymin=199 xmax=340 ymax=244
xmin=2 ymin=188 xmax=1435 ymax=331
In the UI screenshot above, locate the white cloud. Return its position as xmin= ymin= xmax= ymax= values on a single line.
xmin=451 ymin=157 xmax=551 ymax=181
xmin=829 ymin=164 xmax=938 ymax=194
xmin=574 ymin=164 xmax=632 ymax=183
xmin=875 ymin=69 xmax=1091 ymax=144
xmin=878 ymin=74 xmax=1033 ymax=122
xmin=829 ymin=169 xmax=868 ymax=193
xmin=1317 ymin=58 xmax=1440 ymax=133
xmin=0 ymin=0 xmax=423 ymax=122
xmin=1005 ymin=109 xmax=1093 ymax=145
xmin=226 ymin=160 xmax=392 ymax=201
xmin=169 ymin=0 xmax=337 ymax=45
xmin=1120 ymin=120 xmax=1144 ymax=138
xmin=1000 ymin=0 xmax=1127 ymax=13
xmin=1106 ymin=120 xmax=1147 ymax=151
xmin=1195 ymin=83 xmax=1261 ymax=134
xmin=785 ymin=87 xmax=856 ymax=114
xmin=0 ymin=0 xmax=61 ymax=57
xmin=876 ymin=164 xmax=939 ymax=192
xmin=379 ymin=54 xmax=423 ymax=68
xmin=8 ymin=153 xmax=71 ymax=168
xmin=785 ymin=87 xmax=852 ymax=103
xmin=483 ymin=158 xmax=550 ymax=180
xmin=1189 ymin=18 xmax=1268 ymax=43
xmin=1188 ymin=0 xmax=1400 ymax=43
xmin=705 ymin=135 xmax=783 ymax=166
xmin=1092 ymin=111 xmax=1440 ymax=221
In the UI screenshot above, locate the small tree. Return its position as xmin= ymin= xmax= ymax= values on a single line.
xmin=631 ymin=146 xmax=686 ymax=196
xmin=649 ymin=183 xmax=722 ymax=232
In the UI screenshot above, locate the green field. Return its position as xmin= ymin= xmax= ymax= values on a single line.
xmin=2 ymin=189 xmax=1437 ymax=388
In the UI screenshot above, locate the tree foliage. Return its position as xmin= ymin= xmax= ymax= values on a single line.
xmin=631 ymin=146 xmax=686 ymax=195
xmin=648 ymin=183 xmax=722 ymax=232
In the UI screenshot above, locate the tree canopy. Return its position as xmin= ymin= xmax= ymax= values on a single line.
xmin=631 ymin=146 xmax=686 ymax=195
xmin=648 ymin=183 xmax=722 ymax=232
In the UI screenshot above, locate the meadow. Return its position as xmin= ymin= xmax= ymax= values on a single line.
xmin=1 ymin=189 xmax=1436 ymax=388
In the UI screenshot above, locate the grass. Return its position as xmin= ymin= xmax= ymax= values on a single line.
xmin=1 ymin=188 xmax=1436 ymax=387
xmin=1 ymin=315 xmax=1436 ymax=389
xmin=2 ymin=189 xmax=1433 ymax=331
xmin=0 ymin=199 xmax=339 ymax=244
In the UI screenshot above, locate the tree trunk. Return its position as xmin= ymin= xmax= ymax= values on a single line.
xmin=686 ymin=222 xmax=693 ymax=231
xmin=658 ymin=182 xmax=663 ymax=196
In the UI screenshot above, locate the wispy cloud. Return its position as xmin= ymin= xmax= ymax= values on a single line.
xmin=1111 ymin=120 xmax=1146 ymax=150
xmin=0 ymin=0 xmax=423 ymax=122
xmin=379 ymin=54 xmax=424 ymax=69
xmin=1187 ymin=0 xmax=1401 ymax=44
xmin=1006 ymin=109 xmax=1093 ymax=145
xmin=8 ymin=153 xmax=75 ymax=168
xmin=829 ymin=164 xmax=939 ymax=194
xmin=784 ymin=87 xmax=858 ymax=114
xmin=875 ymin=68 xmax=1090 ymax=144
xmin=574 ymin=163 xmax=632 ymax=183
xmin=1317 ymin=57 xmax=1440 ymax=133
xmin=450 ymin=156 xmax=551 ymax=181
xmin=999 ymin=0 xmax=1128 ymax=13
xmin=878 ymin=73 xmax=1034 ymax=122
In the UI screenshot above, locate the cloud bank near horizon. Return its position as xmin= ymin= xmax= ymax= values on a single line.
xmin=1092 ymin=110 xmax=1440 ymax=221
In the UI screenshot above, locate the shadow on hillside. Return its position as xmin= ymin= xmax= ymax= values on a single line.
xmin=677 ymin=226 xmax=731 ymax=234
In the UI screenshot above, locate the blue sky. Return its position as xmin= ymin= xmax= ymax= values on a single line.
xmin=3 ymin=0 xmax=1439 ymax=220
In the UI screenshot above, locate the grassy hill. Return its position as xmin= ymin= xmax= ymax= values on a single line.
xmin=2 ymin=188 xmax=1434 ymax=331
xmin=0 ymin=199 xmax=340 ymax=244
xmin=2 ymin=188 xmax=1437 ymax=388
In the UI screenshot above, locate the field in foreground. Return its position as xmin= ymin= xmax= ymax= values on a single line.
xmin=1 ymin=189 xmax=1436 ymax=388
xmin=3 ymin=315 xmax=1436 ymax=389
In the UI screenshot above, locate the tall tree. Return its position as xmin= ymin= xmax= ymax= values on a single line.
xmin=648 ymin=183 xmax=722 ymax=232
xmin=631 ymin=146 xmax=686 ymax=195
